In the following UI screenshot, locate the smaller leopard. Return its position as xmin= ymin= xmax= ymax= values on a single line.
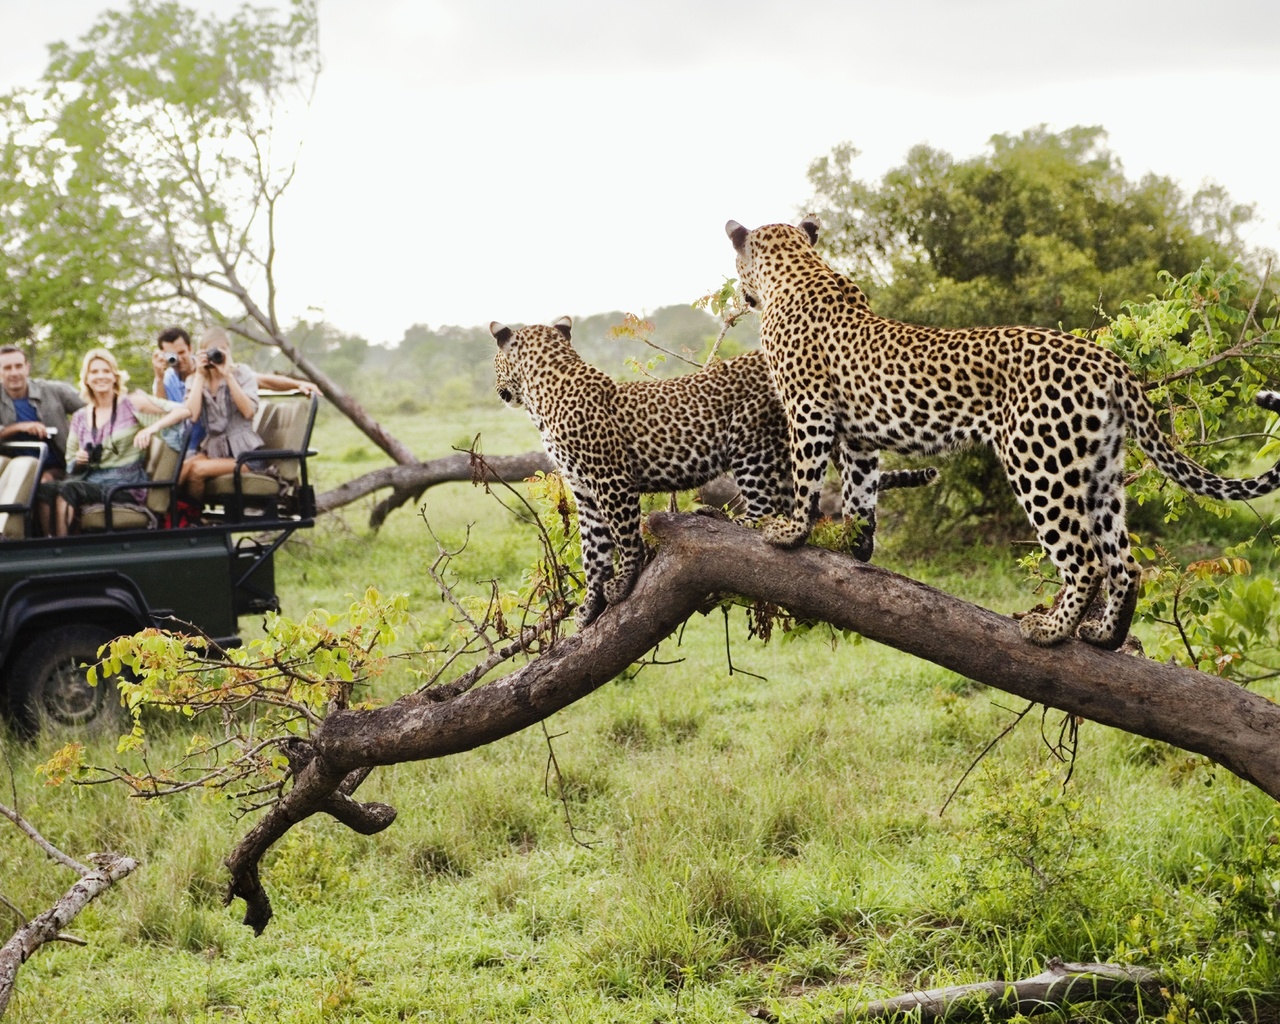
xmin=490 ymin=317 xmax=935 ymax=626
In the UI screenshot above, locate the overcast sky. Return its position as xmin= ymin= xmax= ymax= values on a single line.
xmin=3 ymin=0 xmax=1279 ymax=345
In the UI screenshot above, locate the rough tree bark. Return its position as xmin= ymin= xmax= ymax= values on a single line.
xmin=222 ymin=511 xmax=1280 ymax=933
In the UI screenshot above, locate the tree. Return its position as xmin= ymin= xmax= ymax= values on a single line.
xmin=0 ymin=0 xmax=415 ymax=470
xmin=47 ymin=509 xmax=1280 ymax=938
xmin=806 ymin=125 xmax=1256 ymax=331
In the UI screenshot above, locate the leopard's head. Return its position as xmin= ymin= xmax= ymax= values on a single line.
xmin=725 ymin=217 xmax=821 ymax=308
xmin=489 ymin=317 xmax=574 ymax=409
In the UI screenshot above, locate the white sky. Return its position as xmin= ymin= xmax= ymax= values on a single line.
xmin=2 ymin=0 xmax=1279 ymax=345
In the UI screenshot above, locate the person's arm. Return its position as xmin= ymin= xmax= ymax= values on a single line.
xmin=258 ymin=372 xmax=319 ymax=397
xmin=51 ymin=382 xmax=84 ymax=415
xmin=131 ymin=392 xmax=191 ymax=449
xmin=223 ymin=363 xmax=258 ymax=421
xmin=150 ymin=350 xmax=170 ymax=398
xmin=184 ymin=369 xmax=207 ymax=423
xmin=0 ymin=421 xmax=45 ymax=441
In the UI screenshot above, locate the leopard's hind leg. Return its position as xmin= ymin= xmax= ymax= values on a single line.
xmin=835 ymin=439 xmax=880 ymax=561
xmin=1075 ymin=429 xmax=1141 ymax=650
xmin=570 ymin=488 xmax=616 ymax=628
xmin=1000 ymin=420 xmax=1106 ymax=646
xmin=592 ymin=482 xmax=645 ymax=608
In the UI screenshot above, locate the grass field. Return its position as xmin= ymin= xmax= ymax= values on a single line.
xmin=3 ymin=404 xmax=1279 ymax=1023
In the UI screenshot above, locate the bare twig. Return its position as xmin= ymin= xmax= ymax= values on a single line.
xmin=939 ymin=702 xmax=1035 ymax=816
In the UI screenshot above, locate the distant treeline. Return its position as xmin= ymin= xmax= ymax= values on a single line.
xmin=254 ymin=305 xmax=761 ymax=414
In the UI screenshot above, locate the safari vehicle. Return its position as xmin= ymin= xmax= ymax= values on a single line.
xmin=0 ymin=393 xmax=318 ymax=736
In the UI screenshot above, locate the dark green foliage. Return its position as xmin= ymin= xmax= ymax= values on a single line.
xmin=807 ymin=125 xmax=1254 ymax=331
xmin=808 ymin=126 xmax=1273 ymax=541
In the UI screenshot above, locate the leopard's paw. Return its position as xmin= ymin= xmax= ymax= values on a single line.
xmin=761 ymin=516 xmax=810 ymax=549
xmin=1075 ymin=618 xmax=1125 ymax=651
xmin=1018 ymin=610 xmax=1071 ymax=647
xmin=603 ymin=571 xmax=637 ymax=606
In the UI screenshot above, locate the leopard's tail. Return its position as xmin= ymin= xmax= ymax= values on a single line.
xmin=1122 ymin=377 xmax=1280 ymax=501
xmin=876 ymin=467 xmax=939 ymax=492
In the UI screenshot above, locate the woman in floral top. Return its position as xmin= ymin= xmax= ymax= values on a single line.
xmin=36 ymin=348 xmax=190 ymax=536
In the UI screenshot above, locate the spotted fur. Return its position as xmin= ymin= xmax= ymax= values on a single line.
xmin=490 ymin=318 xmax=936 ymax=626
xmin=725 ymin=218 xmax=1280 ymax=649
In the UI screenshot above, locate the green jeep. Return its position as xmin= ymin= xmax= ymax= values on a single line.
xmin=0 ymin=393 xmax=317 ymax=736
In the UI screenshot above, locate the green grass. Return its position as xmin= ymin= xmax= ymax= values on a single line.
xmin=3 ymin=405 xmax=1280 ymax=1022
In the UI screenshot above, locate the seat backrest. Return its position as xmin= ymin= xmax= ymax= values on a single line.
xmin=143 ymin=433 xmax=183 ymax=514
xmin=254 ymin=397 xmax=315 ymax=483
xmin=0 ymin=455 xmax=40 ymax=539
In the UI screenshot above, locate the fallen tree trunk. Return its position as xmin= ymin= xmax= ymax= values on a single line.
xmin=224 ymin=511 xmax=1280 ymax=932
xmin=0 ymin=853 xmax=138 ymax=1017
xmin=315 ymin=450 xmax=554 ymax=525
xmin=844 ymin=959 xmax=1164 ymax=1021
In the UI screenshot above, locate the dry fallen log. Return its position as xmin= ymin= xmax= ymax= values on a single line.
xmin=0 ymin=853 xmax=138 ymax=1017
xmin=843 ymin=959 xmax=1164 ymax=1021
xmin=223 ymin=511 xmax=1280 ymax=933
xmin=315 ymin=450 xmax=553 ymax=527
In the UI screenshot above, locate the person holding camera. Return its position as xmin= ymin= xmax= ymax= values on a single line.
xmin=179 ymin=327 xmax=267 ymax=506
xmin=36 ymin=348 xmax=191 ymax=536
xmin=152 ymin=326 xmax=317 ymax=455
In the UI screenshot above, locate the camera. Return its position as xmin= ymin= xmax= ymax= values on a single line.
xmin=164 ymin=352 xmax=179 ymax=367
xmin=207 ymin=348 xmax=226 ymax=366
xmin=84 ymin=443 xmax=104 ymax=466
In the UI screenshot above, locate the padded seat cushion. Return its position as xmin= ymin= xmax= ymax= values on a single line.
xmin=205 ymin=471 xmax=281 ymax=499
xmin=0 ymin=455 xmax=40 ymax=539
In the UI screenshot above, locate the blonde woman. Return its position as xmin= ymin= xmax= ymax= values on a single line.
xmin=180 ymin=327 xmax=266 ymax=505
xmin=36 ymin=348 xmax=190 ymax=536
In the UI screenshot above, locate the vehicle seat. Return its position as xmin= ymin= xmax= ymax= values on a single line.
xmin=204 ymin=394 xmax=317 ymax=520
xmin=80 ymin=430 xmax=188 ymax=531
xmin=0 ymin=453 xmax=42 ymax=539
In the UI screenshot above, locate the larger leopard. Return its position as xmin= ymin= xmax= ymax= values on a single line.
xmin=725 ymin=217 xmax=1280 ymax=649
xmin=490 ymin=318 xmax=935 ymax=626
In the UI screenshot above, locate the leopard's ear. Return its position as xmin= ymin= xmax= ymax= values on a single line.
xmin=489 ymin=322 xmax=513 ymax=347
xmin=799 ymin=216 xmax=820 ymax=246
xmin=551 ymin=316 xmax=572 ymax=341
xmin=726 ymin=220 xmax=749 ymax=252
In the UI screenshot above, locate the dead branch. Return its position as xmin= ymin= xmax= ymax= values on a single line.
xmin=0 ymin=802 xmax=138 ymax=1018
xmin=221 ymin=512 xmax=1280 ymax=934
xmin=841 ymin=958 xmax=1164 ymax=1021
xmin=315 ymin=450 xmax=554 ymax=526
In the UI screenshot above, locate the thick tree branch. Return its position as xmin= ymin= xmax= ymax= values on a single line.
xmin=315 ymin=451 xmax=554 ymax=522
xmin=223 ymin=512 xmax=1280 ymax=933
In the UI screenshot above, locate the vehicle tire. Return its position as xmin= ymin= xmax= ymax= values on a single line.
xmin=6 ymin=624 xmax=128 ymax=738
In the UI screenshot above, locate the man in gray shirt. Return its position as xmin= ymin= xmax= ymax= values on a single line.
xmin=0 ymin=344 xmax=85 ymax=480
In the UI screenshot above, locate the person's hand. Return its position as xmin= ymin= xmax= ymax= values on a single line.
xmin=151 ymin=349 xmax=171 ymax=379
xmin=14 ymin=420 xmax=48 ymax=439
xmin=296 ymin=380 xmax=318 ymax=397
xmin=198 ymin=351 xmax=224 ymax=379
xmin=74 ymin=448 xmax=89 ymax=467
xmin=135 ymin=426 xmax=155 ymax=450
